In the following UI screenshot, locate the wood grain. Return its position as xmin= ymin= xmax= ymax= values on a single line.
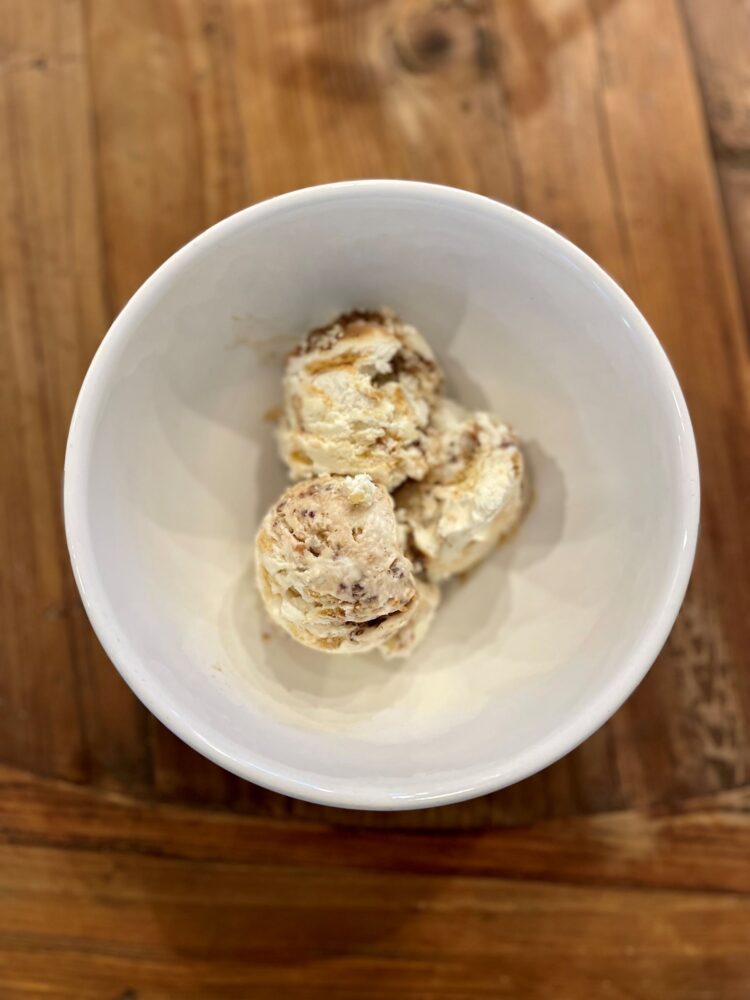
xmin=5 ymin=847 xmax=750 ymax=1000
xmin=682 ymin=0 xmax=750 ymax=327
xmin=1 ymin=766 xmax=750 ymax=998
xmin=0 ymin=0 xmax=153 ymax=790
xmin=4 ymin=764 xmax=750 ymax=892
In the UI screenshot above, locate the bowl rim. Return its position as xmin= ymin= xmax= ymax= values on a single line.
xmin=64 ymin=179 xmax=700 ymax=811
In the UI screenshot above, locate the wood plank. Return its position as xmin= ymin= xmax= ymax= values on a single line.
xmin=1 ymin=769 xmax=750 ymax=998
xmin=3 ymin=929 xmax=748 ymax=1000
xmin=0 ymin=0 xmax=151 ymax=788
xmin=84 ymin=0 xmax=204 ymax=310
xmin=83 ymin=0 xmax=251 ymax=805
xmin=227 ymin=0 xmax=524 ymax=197
xmin=1 ymin=844 xmax=749 ymax=999
xmin=581 ymin=0 xmax=750 ymax=804
xmin=681 ymin=0 xmax=750 ymax=326
xmin=481 ymin=0 xmax=636 ymax=818
xmin=3 ymin=765 xmax=750 ymax=894
xmin=489 ymin=0 xmax=750 ymax=808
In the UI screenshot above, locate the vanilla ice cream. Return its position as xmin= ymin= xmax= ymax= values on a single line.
xmin=278 ymin=309 xmax=442 ymax=491
xmin=396 ymin=399 xmax=526 ymax=582
xmin=255 ymin=474 xmax=418 ymax=654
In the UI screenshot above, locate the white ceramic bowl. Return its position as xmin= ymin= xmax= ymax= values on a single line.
xmin=64 ymin=181 xmax=699 ymax=810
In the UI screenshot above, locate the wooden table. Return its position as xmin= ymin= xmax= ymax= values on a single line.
xmin=2 ymin=1 xmax=749 ymax=996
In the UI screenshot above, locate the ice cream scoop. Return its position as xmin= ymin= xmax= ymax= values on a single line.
xmin=278 ymin=309 xmax=442 ymax=491
xmin=396 ymin=399 xmax=526 ymax=582
xmin=255 ymin=474 xmax=418 ymax=654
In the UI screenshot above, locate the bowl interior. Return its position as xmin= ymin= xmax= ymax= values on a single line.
xmin=65 ymin=183 xmax=697 ymax=808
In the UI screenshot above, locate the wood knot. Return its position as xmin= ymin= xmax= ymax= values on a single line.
xmin=397 ymin=26 xmax=453 ymax=72
xmin=391 ymin=0 xmax=495 ymax=77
